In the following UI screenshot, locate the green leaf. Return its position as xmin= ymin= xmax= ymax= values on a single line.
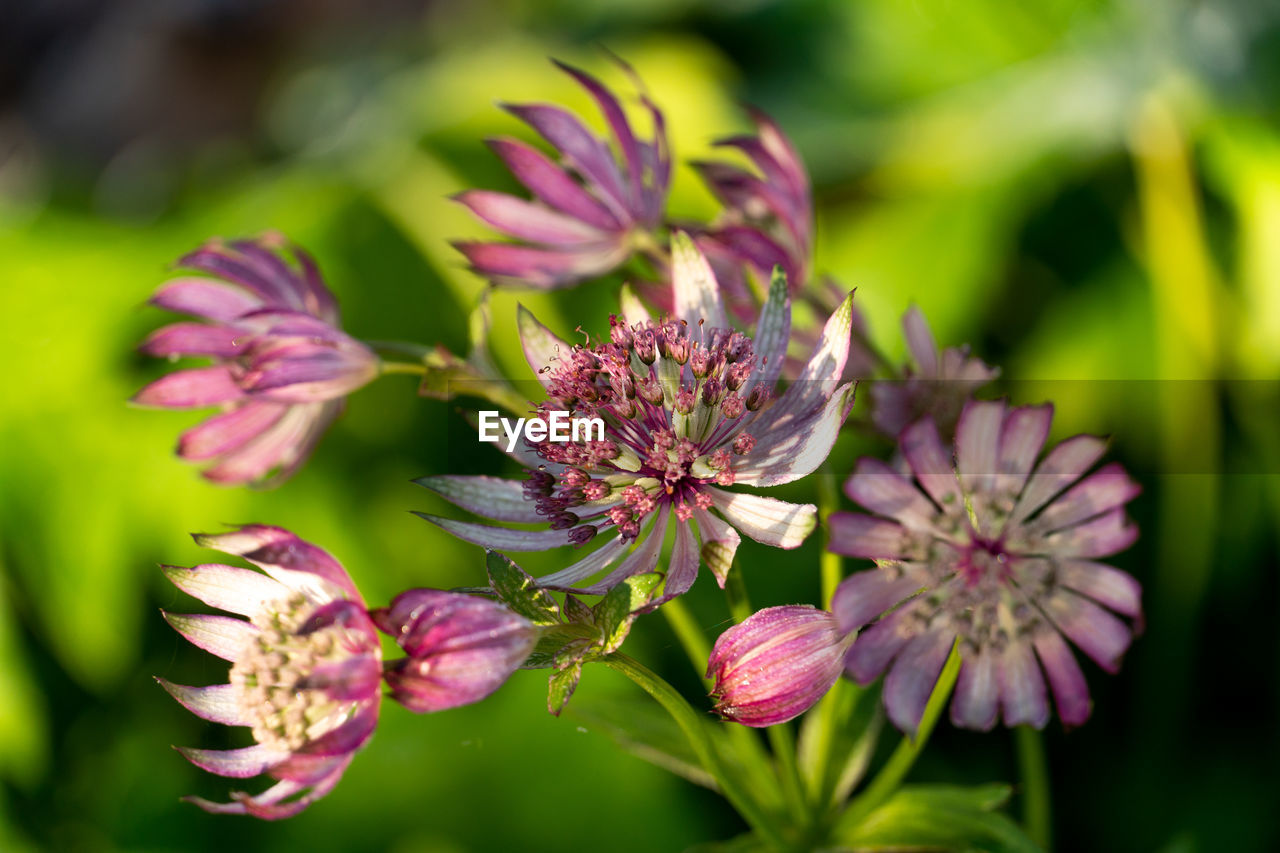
xmin=485 ymin=551 xmax=561 ymax=626
xmin=547 ymin=660 xmax=583 ymax=716
xmin=838 ymin=783 xmax=1038 ymax=853
xmin=593 ymin=572 xmax=662 ymax=653
xmin=562 ymin=593 xmax=595 ymax=626
xmin=569 ymin=694 xmax=717 ymax=791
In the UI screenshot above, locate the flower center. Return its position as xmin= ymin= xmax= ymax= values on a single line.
xmin=230 ymin=593 xmax=357 ymax=753
xmin=525 ymin=316 xmax=770 ymax=543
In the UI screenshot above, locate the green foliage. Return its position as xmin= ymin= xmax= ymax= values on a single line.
xmin=838 ymin=784 xmax=1040 ymax=853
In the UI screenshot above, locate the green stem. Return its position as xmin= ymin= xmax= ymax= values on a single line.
xmin=836 ymin=642 xmax=961 ymax=833
xmin=724 ymin=565 xmax=753 ymax=623
xmin=768 ymin=723 xmax=808 ymax=823
xmin=817 ymin=474 xmax=843 ymax=609
xmin=660 ymin=598 xmax=714 ymax=687
xmin=661 ymin=599 xmax=783 ymax=814
xmin=1016 ymin=725 xmax=1051 ymax=850
xmin=603 ymin=654 xmax=792 ymax=850
xmin=364 ymin=339 xmax=435 ymax=360
xmin=379 ymin=361 xmax=428 ymax=376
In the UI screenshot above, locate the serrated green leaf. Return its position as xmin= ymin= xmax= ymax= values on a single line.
xmin=547 ymin=660 xmax=583 ymax=716
xmin=838 ymin=784 xmax=1036 ymax=853
xmin=485 ymin=551 xmax=561 ymax=625
xmin=593 ymin=572 xmax=662 ymax=653
xmin=563 ymin=593 xmax=595 ymax=626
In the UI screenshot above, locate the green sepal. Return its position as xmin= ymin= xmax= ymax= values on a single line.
xmin=594 ymin=572 xmax=662 ymax=653
xmin=485 ymin=551 xmax=561 ymax=626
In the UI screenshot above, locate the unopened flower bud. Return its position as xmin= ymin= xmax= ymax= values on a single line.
xmin=707 ymin=605 xmax=847 ymax=727
xmin=372 ymin=590 xmax=538 ymax=713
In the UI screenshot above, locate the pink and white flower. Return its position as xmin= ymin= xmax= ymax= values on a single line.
xmin=159 ymin=525 xmax=382 ymax=819
xmin=418 ymin=235 xmax=856 ymax=603
xmin=829 ymin=400 xmax=1142 ymax=733
xmin=133 ymin=236 xmax=378 ymax=485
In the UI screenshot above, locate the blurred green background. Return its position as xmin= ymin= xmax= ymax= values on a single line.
xmin=2 ymin=0 xmax=1278 ymax=850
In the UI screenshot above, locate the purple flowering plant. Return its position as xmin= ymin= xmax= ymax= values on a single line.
xmin=143 ymin=57 xmax=1143 ymax=850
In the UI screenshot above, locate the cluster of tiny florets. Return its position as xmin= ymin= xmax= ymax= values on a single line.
xmin=230 ymin=593 xmax=357 ymax=752
xmin=524 ymin=315 xmax=772 ymax=544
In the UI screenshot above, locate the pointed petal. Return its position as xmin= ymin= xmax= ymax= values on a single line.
xmin=150 ymin=277 xmax=264 ymax=322
xmin=883 ymin=630 xmax=954 ymax=735
xmin=671 ymin=231 xmax=727 ymax=334
xmin=900 ymin=418 xmax=961 ymax=510
xmin=140 ymin=322 xmax=245 ymax=358
xmin=455 ymin=190 xmax=608 ymax=244
xmin=553 ymin=61 xmax=645 ymax=213
xmin=827 ymin=512 xmax=911 ymax=560
xmin=1011 ymin=434 xmax=1108 ymax=524
xmin=414 ymin=513 xmax=570 ymax=551
xmin=950 ymin=649 xmax=999 ymax=731
xmin=176 ymin=401 xmax=287 ymax=461
xmin=1043 ymin=508 xmax=1138 ymax=558
xmin=415 ymin=475 xmax=542 ymax=524
xmin=996 ymin=404 xmax=1053 ymax=496
xmin=454 ymin=240 xmax=628 ymax=289
xmin=902 ymin=306 xmax=939 ymax=376
xmin=157 ymin=680 xmax=250 ymax=726
xmin=843 ymin=457 xmax=937 ymax=530
xmin=517 ymin=304 xmax=571 ymax=386
xmin=767 ymin=291 xmax=853 ymax=422
xmin=999 ymin=641 xmax=1050 ymax=728
xmin=694 ymin=508 xmax=740 ymax=588
xmin=734 ymin=381 xmax=855 ymax=487
xmin=662 ymin=519 xmax=701 ymax=600
xmin=749 ymin=265 xmax=792 ymax=391
xmin=1043 ymin=589 xmax=1133 ymax=673
xmin=177 ymin=246 xmax=303 ymax=309
xmin=1059 ymin=560 xmax=1143 ymax=619
xmin=844 ymin=604 xmax=919 ymax=684
xmin=163 ymin=563 xmax=287 ymax=617
xmin=193 ymin=524 xmax=360 ymax=604
xmin=955 ymin=399 xmax=1005 ymax=496
xmin=1032 ymin=463 xmax=1141 ymax=533
xmin=176 ymin=743 xmax=289 ymax=779
xmin=831 ymin=569 xmax=923 ymax=634
xmin=619 ymin=283 xmax=651 ymax=325
xmin=1033 ymin=630 xmax=1092 ymax=727
xmin=486 ymin=137 xmax=620 ymax=230
xmin=535 ymin=534 xmax=629 ymax=588
xmin=132 ymin=366 xmax=245 ymax=409
xmin=502 ymin=102 xmax=631 ymax=220
xmin=163 ymin=612 xmax=255 ymax=661
xmin=199 ymin=403 xmax=325 ymax=486
xmin=707 ymin=489 xmax=815 ymax=549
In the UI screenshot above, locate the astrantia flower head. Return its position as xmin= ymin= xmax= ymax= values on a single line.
xmin=133 ymin=236 xmax=378 ymax=486
xmin=694 ymin=109 xmax=812 ymax=304
xmin=372 ymin=589 xmax=538 ymax=713
xmin=869 ymin=306 xmax=998 ymax=440
xmin=159 ymin=525 xmax=381 ymax=818
xmin=454 ymin=59 xmax=669 ymax=289
xmin=708 ymin=605 xmax=850 ymax=727
xmin=419 ymin=234 xmax=855 ymax=603
xmin=829 ymin=400 xmax=1142 ymax=734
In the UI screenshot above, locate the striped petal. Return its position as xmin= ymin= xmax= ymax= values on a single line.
xmin=1033 ymin=630 xmax=1092 ymax=727
xmin=163 ymin=563 xmax=287 ymax=617
xmin=844 ymin=604 xmax=918 ymax=684
xmin=157 ymin=680 xmax=249 ymax=726
xmin=176 ymin=401 xmax=287 ymax=461
xmin=517 ymin=304 xmax=570 ymax=386
xmin=1059 ymin=560 xmax=1143 ymax=619
xmin=415 ymin=475 xmax=542 ymax=524
xmin=140 ymin=322 xmax=244 ymax=358
xmin=163 ymin=612 xmax=255 ymax=661
xmin=749 ymin=265 xmax=792 ymax=391
xmin=486 ymin=137 xmax=620 ymax=230
xmin=707 ymin=489 xmax=815 ymax=549
xmin=193 ymin=524 xmax=360 ymax=604
xmin=455 ymin=190 xmax=609 ymax=244
xmin=843 ymin=457 xmax=937 ymax=530
xmin=998 ymin=641 xmax=1050 ymax=728
xmin=733 ymin=382 xmax=855 ymax=487
xmin=132 ymin=365 xmax=245 ymax=409
xmin=950 ymin=648 xmax=999 ymax=731
xmin=150 ymin=277 xmax=264 ymax=322
xmin=831 ymin=568 xmax=922 ymax=634
xmin=1044 ymin=589 xmax=1133 ymax=673
xmin=1011 ymin=434 xmax=1107 ymax=525
xmin=827 ymin=513 xmax=912 ymax=560
xmin=176 ymin=743 xmax=289 ymax=779
xmin=900 ymin=418 xmax=961 ymax=510
xmin=671 ymin=231 xmax=727 ymax=335
xmin=414 ymin=513 xmax=570 ymax=551
xmin=883 ymin=630 xmax=955 ymax=735
xmin=535 ymin=534 xmax=629 ymax=588
xmin=693 ymin=508 xmax=740 ymax=588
